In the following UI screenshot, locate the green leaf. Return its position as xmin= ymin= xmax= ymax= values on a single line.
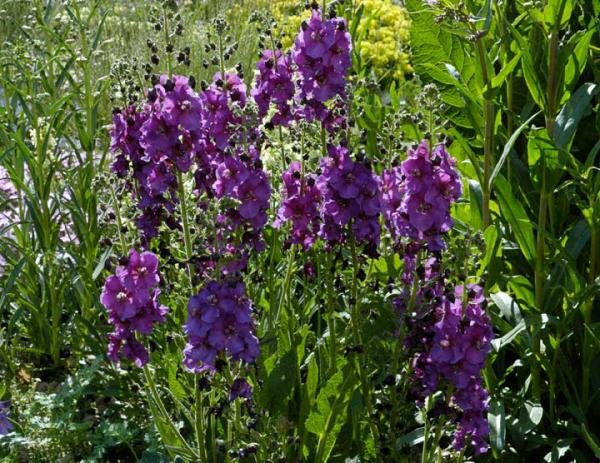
xmin=492 ymin=319 xmax=527 ymax=351
xmin=528 ymin=127 xmax=564 ymax=190
xmin=488 ymin=399 xmax=506 ymax=451
xmin=510 ymin=24 xmax=545 ymax=109
xmin=494 ymin=174 xmax=536 ymax=265
xmin=262 ymin=349 xmax=297 ymax=415
xmin=564 ymin=29 xmax=594 ymax=90
xmin=306 ymin=363 xmax=353 ymax=463
xmin=553 ymin=83 xmax=599 ymax=150
xmin=491 ymin=52 xmax=522 ymax=89
xmin=491 ymin=292 xmax=523 ymax=324
xmin=481 ymin=224 xmax=501 ymax=273
xmin=468 ymin=179 xmax=483 ymax=230
xmin=490 ymin=111 xmax=541 ymax=188
xmin=395 ymin=427 xmax=424 ymax=449
xmin=544 ymin=440 xmax=573 ymax=463
xmin=544 ymin=0 xmax=572 ymax=28
xmin=516 ymin=401 xmax=544 ymax=435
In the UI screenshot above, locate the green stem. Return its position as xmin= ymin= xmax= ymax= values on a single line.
xmin=177 ymin=171 xmax=194 ymax=288
xmin=195 ymin=377 xmax=208 ymax=461
xmin=475 ymin=38 xmax=494 ymax=229
xmin=218 ymin=30 xmax=226 ymax=80
xmin=325 ymin=251 xmax=338 ymax=373
xmin=349 ymin=234 xmax=380 ymax=458
xmin=108 ymin=183 xmax=128 ymax=254
xmin=421 ymin=395 xmax=431 ymax=463
xmin=582 ymin=225 xmax=599 ymax=404
xmin=163 ymin=5 xmax=172 ymax=78
xmin=143 ymin=366 xmax=197 ymax=458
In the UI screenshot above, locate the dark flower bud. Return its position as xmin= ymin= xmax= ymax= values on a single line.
xmin=164 ymin=79 xmax=175 ymax=91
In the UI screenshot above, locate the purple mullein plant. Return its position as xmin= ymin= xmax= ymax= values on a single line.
xmin=274 ymin=161 xmax=322 ymax=249
xmin=380 ymin=140 xmax=461 ymax=251
xmin=183 ymin=279 xmax=259 ymax=373
xmin=317 ymin=144 xmax=381 ymax=246
xmin=252 ymin=49 xmax=296 ymax=127
xmin=101 ymin=250 xmax=168 ymax=367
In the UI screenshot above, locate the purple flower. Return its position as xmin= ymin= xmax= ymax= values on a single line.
xmin=292 ymin=10 xmax=352 ymax=104
xmin=252 ymin=49 xmax=295 ymax=126
xmin=401 ymin=274 xmax=493 ymax=456
xmin=229 ymin=378 xmax=253 ymax=401
xmin=0 ymin=401 xmax=13 ymax=435
xmin=274 ymin=162 xmax=322 ymax=249
xmin=100 ymin=250 xmax=168 ymax=367
xmin=235 ymin=170 xmax=271 ymax=230
xmin=317 ymin=145 xmax=381 ymax=245
xmin=183 ymin=280 xmax=259 ymax=373
xmin=380 ymin=140 xmax=461 ymax=251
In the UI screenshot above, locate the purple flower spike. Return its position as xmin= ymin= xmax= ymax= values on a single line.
xmin=101 ymin=250 xmax=168 ymax=367
xmin=380 ymin=140 xmax=461 ymax=250
xmin=184 ymin=280 xmax=259 ymax=373
xmin=292 ymin=10 xmax=352 ymax=104
xmin=317 ymin=145 xmax=381 ymax=246
xmin=275 ymin=162 xmax=322 ymax=249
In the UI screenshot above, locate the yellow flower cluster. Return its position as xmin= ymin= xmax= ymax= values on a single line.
xmin=259 ymin=0 xmax=412 ymax=82
xmin=356 ymin=0 xmax=412 ymax=81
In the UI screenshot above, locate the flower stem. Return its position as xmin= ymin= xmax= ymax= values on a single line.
xmin=108 ymin=182 xmax=128 ymax=254
xmin=194 ymin=377 xmax=208 ymax=461
xmin=176 ymin=171 xmax=194 ymax=288
xmin=143 ymin=366 xmax=198 ymax=458
xmin=349 ymin=233 xmax=380 ymax=458
xmin=325 ymin=251 xmax=338 ymax=373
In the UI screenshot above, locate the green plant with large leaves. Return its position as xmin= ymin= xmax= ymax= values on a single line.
xmin=405 ymin=0 xmax=600 ymax=460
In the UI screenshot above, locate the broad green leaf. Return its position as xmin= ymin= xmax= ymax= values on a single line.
xmin=564 ymin=29 xmax=594 ymax=90
xmin=565 ymin=219 xmax=590 ymax=259
xmin=544 ymin=440 xmax=573 ymax=462
xmin=528 ymin=127 xmax=564 ymax=190
xmin=262 ymin=349 xmax=297 ymax=415
xmin=553 ymin=83 xmax=599 ymax=150
xmin=468 ymin=179 xmax=483 ymax=230
xmin=509 ymin=275 xmax=536 ymax=309
xmin=481 ymin=224 xmax=501 ymax=274
xmin=544 ymin=0 xmax=572 ymax=28
xmin=491 ymin=52 xmax=521 ymax=89
xmin=306 ymin=363 xmax=353 ymax=463
xmin=494 ymin=174 xmax=536 ymax=266
xmin=492 ymin=319 xmax=527 ymax=351
xmin=510 ymin=24 xmax=545 ymax=109
xmin=516 ymin=401 xmax=543 ymax=435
